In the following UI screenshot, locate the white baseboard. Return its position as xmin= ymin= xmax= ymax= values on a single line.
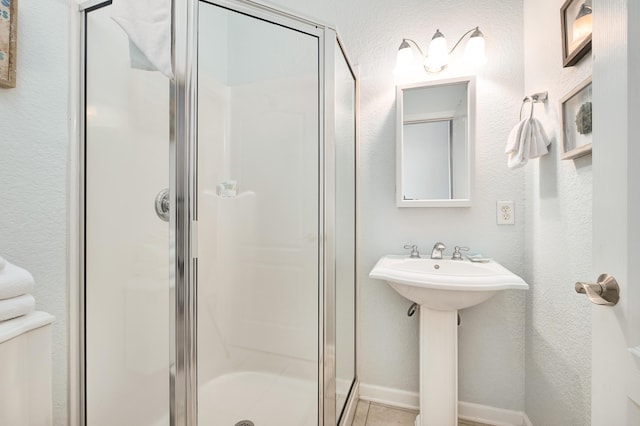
xmin=458 ymin=401 xmax=528 ymax=426
xmin=359 ymin=383 xmax=420 ymax=410
xmin=359 ymin=383 xmax=532 ymax=426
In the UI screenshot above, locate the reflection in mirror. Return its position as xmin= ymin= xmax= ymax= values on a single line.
xmin=403 ymin=119 xmax=452 ymax=199
xmin=396 ymin=76 xmax=475 ymax=207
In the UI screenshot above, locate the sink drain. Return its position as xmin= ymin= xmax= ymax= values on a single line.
xmin=234 ymin=421 xmax=254 ymax=426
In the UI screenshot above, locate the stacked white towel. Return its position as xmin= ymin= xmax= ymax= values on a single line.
xmin=0 ymin=259 xmax=36 ymax=322
xmin=505 ymin=117 xmax=550 ymax=169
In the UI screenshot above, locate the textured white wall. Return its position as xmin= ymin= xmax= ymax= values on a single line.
xmin=523 ymin=0 xmax=592 ymax=424
xmin=348 ymin=0 xmax=527 ymax=410
xmin=265 ymin=0 xmax=527 ymax=411
xmin=0 ymin=0 xmax=69 ymax=425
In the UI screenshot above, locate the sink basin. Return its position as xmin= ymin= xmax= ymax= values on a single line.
xmin=369 ymin=255 xmax=528 ymax=310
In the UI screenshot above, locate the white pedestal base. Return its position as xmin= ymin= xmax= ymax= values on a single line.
xmin=418 ymin=306 xmax=458 ymax=426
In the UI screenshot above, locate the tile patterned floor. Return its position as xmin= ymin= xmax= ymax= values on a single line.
xmin=351 ymin=400 xmax=493 ymax=426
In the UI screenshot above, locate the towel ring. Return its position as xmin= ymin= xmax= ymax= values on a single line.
xmin=519 ymin=91 xmax=548 ymax=120
xmin=520 ymin=97 xmax=533 ymax=120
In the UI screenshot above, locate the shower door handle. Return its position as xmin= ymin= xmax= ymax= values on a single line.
xmin=155 ymin=188 xmax=170 ymax=222
xmin=575 ymin=274 xmax=620 ymax=306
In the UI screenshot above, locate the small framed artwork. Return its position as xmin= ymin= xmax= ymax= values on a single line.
xmin=0 ymin=0 xmax=17 ymax=88
xmin=561 ymin=0 xmax=592 ymax=67
xmin=561 ymin=77 xmax=592 ymax=160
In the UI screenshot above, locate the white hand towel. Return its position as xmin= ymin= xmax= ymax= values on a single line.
xmin=505 ymin=117 xmax=550 ymax=169
xmin=0 ymin=294 xmax=35 ymax=322
xmin=506 ymin=118 xmax=529 ymax=169
xmin=505 ymin=117 xmax=527 ymax=155
xmin=0 ymin=262 xmax=35 ymax=300
xmin=111 ymin=0 xmax=174 ymax=79
xmin=0 ymin=256 xmax=5 ymax=271
xmin=530 ymin=119 xmax=550 ymax=158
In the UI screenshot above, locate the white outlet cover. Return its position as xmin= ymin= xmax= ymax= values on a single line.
xmin=497 ymin=201 xmax=515 ymax=225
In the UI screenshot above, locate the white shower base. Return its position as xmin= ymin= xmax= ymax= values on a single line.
xmin=199 ymin=371 xmax=317 ymax=426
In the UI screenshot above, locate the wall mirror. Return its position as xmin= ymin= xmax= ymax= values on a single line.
xmin=396 ymin=76 xmax=475 ymax=207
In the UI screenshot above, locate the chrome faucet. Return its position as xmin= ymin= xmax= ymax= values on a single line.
xmin=404 ymin=244 xmax=420 ymax=258
xmin=430 ymin=242 xmax=446 ymax=259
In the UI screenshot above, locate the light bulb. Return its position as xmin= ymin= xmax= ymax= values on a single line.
xmin=425 ymin=29 xmax=448 ymax=73
xmin=394 ymin=40 xmax=416 ymax=76
xmin=464 ymin=27 xmax=487 ymax=66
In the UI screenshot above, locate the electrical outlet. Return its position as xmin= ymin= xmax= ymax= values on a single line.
xmin=497 ymin=201 xmax=515 ymax=225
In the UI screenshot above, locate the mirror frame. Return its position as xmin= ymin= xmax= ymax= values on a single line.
xmin=396 ymin=75 xmax=475 ymax=207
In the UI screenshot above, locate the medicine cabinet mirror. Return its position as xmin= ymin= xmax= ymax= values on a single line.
xmin=396 ymin=76 xmax=475 ymax=207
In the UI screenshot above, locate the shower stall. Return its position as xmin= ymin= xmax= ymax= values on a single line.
xmin=79 ymin=1 xmax=357 ymax=425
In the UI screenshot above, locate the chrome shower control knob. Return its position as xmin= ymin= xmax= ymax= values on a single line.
xmin=154 ymin=188 xmax=170 ymax=222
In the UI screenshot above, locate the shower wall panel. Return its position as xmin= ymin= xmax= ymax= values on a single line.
xmin=226 ymin=75 xmax=318 ymax=363
xmin=196 ymin=73 xmax=234 ymax=383
xmin=196 ymin=2 xmax=320 ymax=424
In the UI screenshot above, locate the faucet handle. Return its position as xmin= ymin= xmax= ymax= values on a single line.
xmin=452 ymin=246 xmax=470 ymax=260
xmin=403 ymin=244 xmax=420 ymax=258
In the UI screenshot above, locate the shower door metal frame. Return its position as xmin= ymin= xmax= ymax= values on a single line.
xmin=172 ymin=0 xmax=198 ymax=424
xmin=324 ymin=26 xmax=338 ymax=426
xmin=78 ymin=1 xmax=185 ymax=424
xmin=181 ymin=1 xmax=338 ymax=424
xmin=76 ymin=0 xmax=358 ymax=424
xmin=76 ymin=1 xmax=198 ymax=424
xmin=333 ymin=35 xmax=360 ymax=426
xmin=77 ymin=4 xmax=90 ymax=425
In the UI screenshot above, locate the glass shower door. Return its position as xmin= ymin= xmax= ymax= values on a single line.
xmin=84 ymin=4 xmax=171 ymax=425
xmin=196 ymin=2 xmax=321 ymax=425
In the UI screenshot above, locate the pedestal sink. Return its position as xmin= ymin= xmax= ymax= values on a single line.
xmin=369 ymin=255 xmax=528 ymax=426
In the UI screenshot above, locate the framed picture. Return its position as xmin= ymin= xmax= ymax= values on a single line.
xmin=0 ymin=0 xmax=17 ymax=88
xmin=561 ymin=0 xmax=592 ymax=67
xmin=561 ymin=77 xmax=592 ymax=160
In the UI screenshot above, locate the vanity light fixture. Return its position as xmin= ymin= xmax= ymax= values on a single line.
xmin=395 ymin=26 xmax=487 ymax=75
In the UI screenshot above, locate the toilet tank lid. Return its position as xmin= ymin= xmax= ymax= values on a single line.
xmin=0 ymin=311 xmax=55 ymax=344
